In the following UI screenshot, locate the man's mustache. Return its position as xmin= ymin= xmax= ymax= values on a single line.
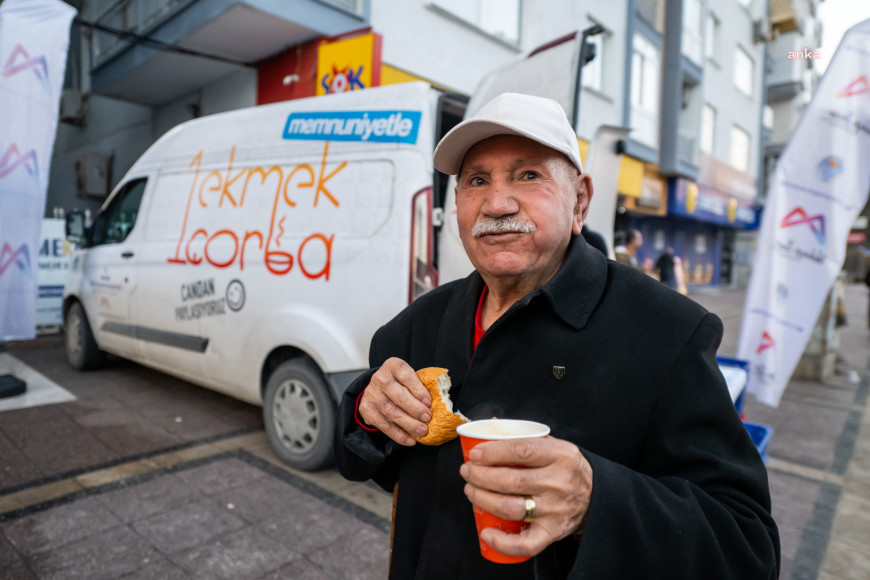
xmin=472 ymin=216 xmax=537 ymax=238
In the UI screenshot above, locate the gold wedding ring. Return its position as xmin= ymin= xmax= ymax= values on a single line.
xmin=523 ymin=495 xmax=536 ymax=523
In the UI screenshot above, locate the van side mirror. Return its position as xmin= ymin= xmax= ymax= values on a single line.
xmin=65 ymin=211 xmax=88 ymax=246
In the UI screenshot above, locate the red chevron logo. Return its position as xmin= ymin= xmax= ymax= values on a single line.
xmin=0 ymin=243 xmax=31 ymax=277
xmin=0 ymin=144 xmax=39 ymax=182
xmin=780 ymin=207 xmax=826 ymax=244
xmin=839 ymin=75 xmax=870 ymax=98
xmin=756 ymin=331 xmax=775 ymax=354
xmin=2 ymin=43 xmax=48 ymax=86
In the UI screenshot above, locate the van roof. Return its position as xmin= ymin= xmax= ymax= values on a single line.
xmin=129 ymin=81 xmax=438 ymax=174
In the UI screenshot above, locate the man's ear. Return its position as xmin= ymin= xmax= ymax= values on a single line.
xmin=572 ymin=173 xmax=594 ymax=235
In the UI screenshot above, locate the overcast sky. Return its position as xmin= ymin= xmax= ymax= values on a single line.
xmin=817 ymin=0 xmax=870 ymax=73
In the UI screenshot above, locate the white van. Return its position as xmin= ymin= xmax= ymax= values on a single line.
xmin=63 ymin=32 xmax=622 ymax=471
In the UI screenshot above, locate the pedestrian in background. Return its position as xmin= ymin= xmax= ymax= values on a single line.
xmin=614 ymin=228 xmax=642 ymax=270
xmin=655 ymin=247 xmax=677 ymax=289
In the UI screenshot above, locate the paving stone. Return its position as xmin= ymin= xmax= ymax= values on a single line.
xmin=210 ymin=474 xmax=311 ymax=526
xmin=0 ymin=429 xmax=45 ymax=491
xmin=79 ymin=407 xmax=184 ymax=457
xmin=0 ymin=554 xmax=37 ymax=580
xmin=136 ymin=403 xmax=244 ymax=440
xmin=16 ymin=425 xmax=122 ymax=476
xmin=3 ymin=497 xmax=124 ymax=555
xmin=261 ymin=558 xmax=332 ymax=580
xmin=169 ymin=526 xmax=298 ymax=580
xmin=96 ymin=472 xmax=203 ymax=522
xmin=257 ymin=497 xmax=370 ymax=554
xmin=0 ymin=532 xmax=25 ymax=570
xmin=764 ymin=400 xmax=850 ymax=471
xmin=24 ymin=525 xmax=160 ymax=580
xmin=132 ymin=499 xmax=245 ymax=555
xmin=820 ymin=538 xmax=870 ymax=580
xmin=845 ymin=459 xmax=870 ymax=499
xmin=830 ymin=493 xmax=870 ymax=546
xmin=118 ymin=555 xmax=189 ymax=579
xmin=174 ymin=457 xmax=268 ymax=496
xmin=768 ymin=471 xmax=820 ymax=532
xmin=307 ymin=524 xmax=389 ymax=579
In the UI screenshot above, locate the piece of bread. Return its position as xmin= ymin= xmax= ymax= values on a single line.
xmin=414 ymin=367 xmax=468 ymax=445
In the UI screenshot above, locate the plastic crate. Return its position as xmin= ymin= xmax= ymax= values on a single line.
xmin=743 ymin=422 xmax=773 ymax=464
xmin=716 ymin=356 xmax=750 ymax=412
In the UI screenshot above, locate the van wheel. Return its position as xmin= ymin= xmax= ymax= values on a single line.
xmin=263 ymin=359 xmax=335 ymax=471
xmin=65 ymin=302 xmax=106 ymax=370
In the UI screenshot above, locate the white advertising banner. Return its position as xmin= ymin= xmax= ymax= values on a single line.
xmin=36 ymin=218 xmax=72 ymax=327
xmin=0 ymin=0 xmax=75 ymax=341
xmin=737 ymin=20 xmax=870 ymax=407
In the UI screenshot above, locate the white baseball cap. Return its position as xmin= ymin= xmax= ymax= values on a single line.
xmin=433 ymin=92 xmax=583 ymax=176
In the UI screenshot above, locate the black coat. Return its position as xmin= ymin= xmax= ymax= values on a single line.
xmin=335 ymin=236 xmax=779 ymax=579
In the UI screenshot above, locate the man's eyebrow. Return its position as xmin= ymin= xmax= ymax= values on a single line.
xmin=507 ymin=157 xmax=549 ymax=171
xmin=460 ymin=163 xmax=487 ymax=176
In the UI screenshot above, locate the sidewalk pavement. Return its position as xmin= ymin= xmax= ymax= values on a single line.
xmin=690 ymin=282 xmax=870 ymax=580
xmin=1 ymin=284 xmax=868 ymax=578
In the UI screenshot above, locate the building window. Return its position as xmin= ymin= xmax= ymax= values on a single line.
xmin=630 ymin=33 xmax=660 ymax=148
xmin=432 ymin=0 xmax=521 ymax=44
xmin=637 ymin=0 xmax=665 ymax=33
xmin=701 ymin=104 xmax=716 ymax=154
xmin=683 ymin=0 xmax=703 ymax=64
xmin=705 ymin=13 xmax=719 ymax=62
xmin=582 ymin=31 xmax=605 ymax=92
xmin=734 ymin=46 xmax=754 ymax=96
xmin=730 ymin=125 xmax=751 ymax=172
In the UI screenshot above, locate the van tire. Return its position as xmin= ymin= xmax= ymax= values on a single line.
xmin=65 ymin=302 xmax=107 ymax=370
xmin=263 ymin=359 xmax=335 ymax=471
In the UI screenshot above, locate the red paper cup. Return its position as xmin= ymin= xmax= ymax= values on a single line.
xmin=456 ymin=419 xmax=550 ymax=564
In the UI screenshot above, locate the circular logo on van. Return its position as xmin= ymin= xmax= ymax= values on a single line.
xmin=226 ymin=279 xmax=245 ymax=312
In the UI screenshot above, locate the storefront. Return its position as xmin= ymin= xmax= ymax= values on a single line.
xmin=667 ymin=178 xmax=759 ymax=287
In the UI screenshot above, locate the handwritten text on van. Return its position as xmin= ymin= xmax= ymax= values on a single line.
xmin=167 ymin=142 xmax=344 ymax=279
xmin=282 ymin=110 xmax=421 ymax=144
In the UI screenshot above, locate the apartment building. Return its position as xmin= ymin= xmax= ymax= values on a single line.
xmin=51 ymin=0 xmax=792 ymax=290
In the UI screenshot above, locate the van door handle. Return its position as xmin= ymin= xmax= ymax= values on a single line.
xmin=121 ymin=251 xmax=134 ymax=259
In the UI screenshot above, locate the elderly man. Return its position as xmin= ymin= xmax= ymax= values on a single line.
xmin=335 ymin=93 xmax=779 ymax=578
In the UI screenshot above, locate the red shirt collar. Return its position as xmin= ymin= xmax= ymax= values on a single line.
xmin=473 ymin=285 xmax=487 ymax=351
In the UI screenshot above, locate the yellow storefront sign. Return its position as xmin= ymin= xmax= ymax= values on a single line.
xmin=316 ymin=33 xmax=382 ymax=96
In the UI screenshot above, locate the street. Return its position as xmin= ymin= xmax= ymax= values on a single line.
xmin=1 ymin=283 xmax=869 ymax=579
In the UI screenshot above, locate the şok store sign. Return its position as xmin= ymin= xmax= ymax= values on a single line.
xmin=316 ymin=32 xmax=382 ymax=96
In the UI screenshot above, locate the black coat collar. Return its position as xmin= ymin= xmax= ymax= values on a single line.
xmin=435 ymin=234 xmax=607 ymax=377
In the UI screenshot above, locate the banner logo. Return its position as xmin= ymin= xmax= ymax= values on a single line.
xmin=0 ymin=243 xmax=31 ymax=277
xmin=283 ymin=111 xmax=421 ymax=144
xmin=0 ymin=143 xmax=39 ymax=183
xmin=818 ymin=156 xmax=844 ymax=181
xmin=780 ymin=207 xmax=826 ymax=244
xmin=756 ymin=331 xmax=775 ymax=354
xmin=838 ymin=75 xmax=870 ymax=98
xmin=2 ymin=43 xmax=49 ymax=91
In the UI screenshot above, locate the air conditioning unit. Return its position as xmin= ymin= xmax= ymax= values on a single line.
xmin=59 ymin=89 xmax=86 ymax=126
xmin=75 ymin=151 xmax=113 ymax=200
xmin=753 ymin=18 xmax=771 ymax=44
